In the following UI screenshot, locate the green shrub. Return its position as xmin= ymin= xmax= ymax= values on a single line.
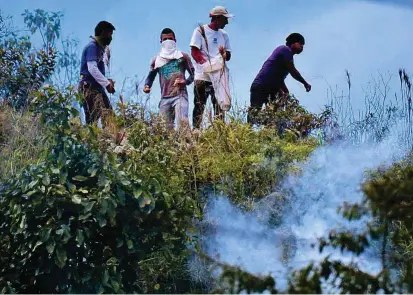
xmin=192 ymin=118 xmax=318 ymax=206
xmin=0 ymin=86 xmax=202 ymax=293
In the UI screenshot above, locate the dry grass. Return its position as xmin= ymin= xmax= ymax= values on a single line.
xmin=0 ymin=106 xmax=46 ymax=180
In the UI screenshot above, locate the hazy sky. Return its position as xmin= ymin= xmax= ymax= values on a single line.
xmin=2 ymin=0 xmax=413 ymax=117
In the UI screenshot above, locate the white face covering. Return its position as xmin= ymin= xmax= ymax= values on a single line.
xmin=159 ymin=40 xmax=181 ymax=59
xmin=155 ymin=39 xmax=183 ymax=69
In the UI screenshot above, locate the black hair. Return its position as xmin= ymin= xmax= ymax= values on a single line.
xmin=210 ymin=15 xmax=226 ymax=22
xmin=286 ymin=33 xmax=305 ymax=46
xmin=160 ymin=28 xmax=175 ymax=39
xmin=95 ymin=21 xmax=115 ymax=36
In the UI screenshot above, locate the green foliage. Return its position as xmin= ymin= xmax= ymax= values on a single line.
xmin=0 ymin=9 xmax=81 ymax=110
xmin=361 ymin=158 xmax=413 ymax=292
xmin=0 ymin=10 xmax=57 ymax=110
xmin=248 ymin=95 xmax=332 ymax=138
xmin=0 ymin=37 xmax=56 ymax=109
xmin=193 ymin=118 xmax=318 ymax=206
xmin=213 ymin=155 xmax=413 ymax=294
xmin=22 ymin=9 xmax=63 ymax=47
xmin=0 ymin=87 xmax=202 ymax=293
xmin=2 ymin=9 xmax=410 ymax=295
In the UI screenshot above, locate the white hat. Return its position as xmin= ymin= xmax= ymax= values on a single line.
xmin=209 ymin=6 xmax=233 ymax=18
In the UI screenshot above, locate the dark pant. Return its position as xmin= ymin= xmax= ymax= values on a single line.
xmin=247 ymin=85 xmax=283 ymax=124
xmin=192 ymin=80 xmax=224 ymax=129
xmin=78 ymin=81 xmax=113 ymax=127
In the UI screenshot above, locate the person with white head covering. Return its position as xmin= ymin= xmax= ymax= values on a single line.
xmin=143 ymin=28 xmax=195 ymax=131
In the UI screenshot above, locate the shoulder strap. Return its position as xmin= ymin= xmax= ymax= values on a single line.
xmin=198 ymin=24 xmax=209 ymax=53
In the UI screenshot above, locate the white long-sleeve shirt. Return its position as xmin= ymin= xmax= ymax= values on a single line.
xmin=87 ymin=61 xmax=110 ymax=88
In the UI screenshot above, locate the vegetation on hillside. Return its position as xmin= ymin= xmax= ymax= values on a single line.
xmin=0 ymin=7 xmax=413 ymax=294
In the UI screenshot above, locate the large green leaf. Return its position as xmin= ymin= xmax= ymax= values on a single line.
xmin=46 ymin=239 xmax=55 ymax=254
xmin=71 ymin=194 xmax=82 ymax=204
xmin=40 ymin=227 xmax=52 ymax=242
xmin=76 ymin=229 xmax=84 ymax=246
xmin=54 ymin=248 xmax=67 ymax=268
xmin=83 ymin=201 xmax=95 ymax=213
xmin=102 ymin=269 xmax=109 ymax=285
xmin=133 ymin=187 xmax=143 ymax=199
xmin=150 ymin=177 xmax=161 ymax=194
xmin=97 ymin=214 xmax=107 ymax=228
xmin=72 ymin=175 xmax=88 ymax=182
xmin=42 ymin=173 xmax=50 ymax=186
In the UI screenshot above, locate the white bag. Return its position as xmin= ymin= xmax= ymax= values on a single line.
xmin=202 ymin=56 xmax=232 ymax=111
xmin=202 ymin=56 xmax=224 ymax=73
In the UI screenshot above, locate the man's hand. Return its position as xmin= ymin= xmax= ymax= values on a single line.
xmin=304 ymin=82 xmax=311 ymax=92
xmin=106 ymin=79 xmax=115 ymax=94
xmin=143 ymin=85 xmax=151 ymax=93
xmin=198 ymin=58 xmax=207 ymax=65
xmin=174 ymin=78 xmax=186 ymax=87
xmin=219 ymin=45 xmax=226 ymax=55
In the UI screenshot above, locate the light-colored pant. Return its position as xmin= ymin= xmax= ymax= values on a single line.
xmin=159 ymin=94 xmax=189 ymax=130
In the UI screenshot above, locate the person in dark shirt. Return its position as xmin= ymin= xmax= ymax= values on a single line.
xmin=143 ymin=28 xmax=195 ymax=130
xmin=78 ymin=21 xmax=115 ymax=127
xmin=247 ymin=33 xmax=311 ymax=124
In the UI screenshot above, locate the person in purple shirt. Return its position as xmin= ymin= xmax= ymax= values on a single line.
xmin=247 ymin=33 xmax=311 ymax=124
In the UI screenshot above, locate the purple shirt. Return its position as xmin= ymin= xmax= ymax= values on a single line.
xmin=252 ymin=45 xmax=294 ymax=90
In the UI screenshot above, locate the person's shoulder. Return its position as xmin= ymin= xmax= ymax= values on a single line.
xmin=182 ymin=52 xmax=194 ymax=63
xmin=277 ymin=45 xmax=292 ymax=53
xmin=149 ymin=56 xmax=156 ymax=66
xmin=182 ymin=52 xmax=191 ymax=59
xmin=272 ymin=45 xmax=292 ymax=57
xmin=192 ymin=25 xmax=205 ymax=34
xmin=219 ymin=28 xmax=229 ymax=36
xmin=85 ymin=40 xmax=98 ymax=49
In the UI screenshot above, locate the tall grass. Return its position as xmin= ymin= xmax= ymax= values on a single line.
xmin=327 ymin=68 xmax=412 ymax=145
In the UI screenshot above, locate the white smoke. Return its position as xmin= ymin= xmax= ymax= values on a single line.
xmin=191 ymin=120 xmax=410 ymax=291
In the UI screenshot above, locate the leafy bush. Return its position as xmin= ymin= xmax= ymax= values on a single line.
xmin=210 ymin=154 xmax=413 ymax=294
xmin=0 ymin=9 xmax=81 ymax=110
xmin=0 ymin=37 xmax=56 ymax=109
xmin=248 ymin=95 xmax=333 ymax=138
xmin=192 ymin=118 xmax=318 ymax=206
xmin=0 ymin=87 xmax=202 ymax=293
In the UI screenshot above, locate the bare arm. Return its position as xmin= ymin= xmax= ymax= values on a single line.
xmin=191 ymin=46 xmax=206 ymax=64
xmin=285 ymin=60 xmax=308 ymax=86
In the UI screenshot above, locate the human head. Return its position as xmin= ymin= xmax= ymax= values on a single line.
xmin=160 ymin=28 xmax=176 ymax=43
xmin=286 ymin=33 xmax=305 ymax=54
xmin=209 ymin=6 xmax=233 ymax=29
xmin=94 ymin=21 xmax=115 ymax=46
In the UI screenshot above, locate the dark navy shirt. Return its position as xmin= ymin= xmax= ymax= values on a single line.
xmin=79 ymin=41 xmax=105 ymax=88
xmin=252 ymin=45 xmax=294 ymax=90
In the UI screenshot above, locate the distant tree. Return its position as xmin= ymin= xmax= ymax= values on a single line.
xmin=0 ymin=9 xmax=81 ymax=110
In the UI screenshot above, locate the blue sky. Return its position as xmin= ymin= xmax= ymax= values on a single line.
xmin=2 ymin=0 xmax=413 ymax=118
